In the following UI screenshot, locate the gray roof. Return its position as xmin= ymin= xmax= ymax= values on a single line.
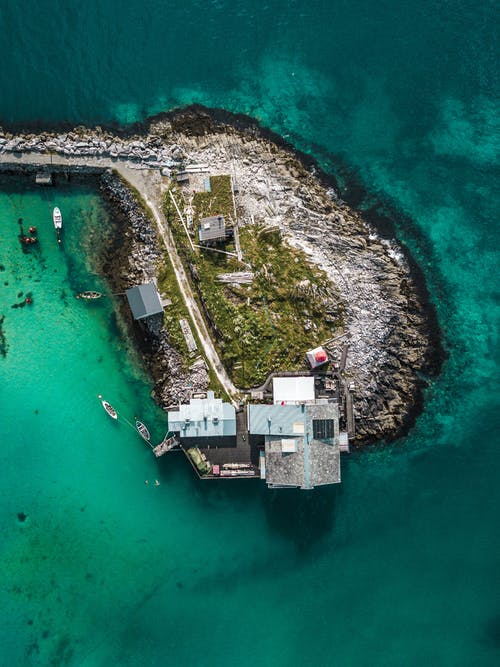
xmin=254 ymin=401 xmax=341 ymax=489
xmin=125 ymin=283 xmax=163 ymax=320
xmin=248 ymin=404 xmax=305 ymax=436
xmin=168 ymin=391 xmax=236 ymax=438
xmin=198 ymin=215 xmax=226 ymax=242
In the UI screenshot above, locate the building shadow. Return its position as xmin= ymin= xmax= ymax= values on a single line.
xmin=261 ymin=485 xmax=340 ymax=553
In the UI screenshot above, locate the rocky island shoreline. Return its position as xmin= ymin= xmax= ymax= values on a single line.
xmin=0 ymin=106 xmax=443 ymax=445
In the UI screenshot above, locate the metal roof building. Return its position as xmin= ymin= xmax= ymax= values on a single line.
xmin=273 ymin=376 xmax=315 ymax=405
xmin=248 ymin=401 xmax=341 ymax=489
xmin=198 ymin=215 xmax=226 ymax=243
xmin=168 ymin=391 xmax=236 ymax=442
xmin=125 ymin=283 xmax=163 ymax=320
xmin=248 ymin=404 xmax=306 ymax=436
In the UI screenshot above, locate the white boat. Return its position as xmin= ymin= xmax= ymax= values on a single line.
xmin=76 ymin=291 xmax=102 ymax=300
xmin=135 ymin=420 xmax=151 ymax=441
xmin=98 ymin=395 xmax=118 ymax=420
xmin=53 ymin=207 xmax=62 ymax=229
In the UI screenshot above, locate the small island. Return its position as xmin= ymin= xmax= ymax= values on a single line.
xmin=0 ymin=106 xmax=442 ymax=489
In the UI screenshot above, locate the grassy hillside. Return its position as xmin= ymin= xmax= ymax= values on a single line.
xmin=163 ymin=184 xmax=344 ymax=387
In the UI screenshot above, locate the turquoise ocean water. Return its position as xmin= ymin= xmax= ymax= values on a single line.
xmin=0 ymin=1 xmax=499 ymax=665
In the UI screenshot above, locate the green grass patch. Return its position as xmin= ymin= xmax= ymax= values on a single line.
xmin=164 ymin=181 xmax=345 ymax=388
xmin=205 ymin=223 xmax=345 ymax=387
xmin=192 ymin=175 xmax=234 ymax=223
xmin=157 ymin=251 xmax=190 ymax=357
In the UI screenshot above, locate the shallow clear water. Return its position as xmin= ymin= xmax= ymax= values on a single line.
xmin=0 ymin=1 xmax=499 ymax=665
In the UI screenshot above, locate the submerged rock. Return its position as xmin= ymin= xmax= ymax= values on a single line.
xmin=0 ymin=314 xmax=7 ymax=357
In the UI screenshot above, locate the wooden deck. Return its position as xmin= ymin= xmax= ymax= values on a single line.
xmin=345 ymin=387 xmax=355 ymax=438
xmin=199 ymin=408 xmax=261 ymax=468
xmin=35 ymin=172 xmax=53 ymax=185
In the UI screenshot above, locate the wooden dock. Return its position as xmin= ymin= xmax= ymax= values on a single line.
xmin=345 ymin=386 xmax=355 ymax=438
xmin=339 ymin=344 xmax=349 ymax=373
xmin=35 ymin=172 xmax=53 ymax=185
xmin=153 ymin=435 xmax=178 ymax=457
xmin=188 ymin=408 xmax=262 ymax=480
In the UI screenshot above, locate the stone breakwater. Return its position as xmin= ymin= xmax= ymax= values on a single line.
xmin=0 ymin=107 xmax=442 ymax=443
xmin=0 ymin=128 xmax=185 ymax=171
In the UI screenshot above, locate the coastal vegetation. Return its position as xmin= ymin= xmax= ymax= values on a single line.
xmin=191 ymin=174 xmax=234 ymax=222
xmin=163 ymin=181 xmax=344 ymax=387
xmin=0 ymin=109 xmax=440 ymax=440
xmin=156 ymin=252 xmax=191 ymax=357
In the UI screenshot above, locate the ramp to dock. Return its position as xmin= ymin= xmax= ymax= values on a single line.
xmin=345 ymin=387 xmax=355 ymax=438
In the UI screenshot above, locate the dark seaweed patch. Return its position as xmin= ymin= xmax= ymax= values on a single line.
xmin=0 ymin=315 xmax=7 ymax=357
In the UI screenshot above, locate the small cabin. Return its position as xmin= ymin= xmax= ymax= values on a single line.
xmin=198 ymin=215 xmax=226 ymax=244
xmin=306 ymin=346 xmax=329 ymax=369
xmin=125 ymin=282 xmax=163 ymax=320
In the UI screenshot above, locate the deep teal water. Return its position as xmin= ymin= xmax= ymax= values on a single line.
xmin=0 ymin=1 xmax=499 ymax=665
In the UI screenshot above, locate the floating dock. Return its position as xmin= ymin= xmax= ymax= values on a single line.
xmin=35 ymin=172 xmax=53 ymax=185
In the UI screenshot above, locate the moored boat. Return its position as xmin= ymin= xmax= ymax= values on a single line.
xmin=53 ymin=207 xmax=62 ymax=244
xmin=135 ymin=420 xmax=151 ymax=441
xmin=76 ymin=291 xmax=102 ymax=300
xmin=53 ymin=207 xmax=62 ymax=229
xmin=98 ymin=394 xmax=118 ymax=419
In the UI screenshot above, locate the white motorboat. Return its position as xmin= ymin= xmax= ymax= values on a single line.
xmin=53 ymin=207 xmax=62 ymax=229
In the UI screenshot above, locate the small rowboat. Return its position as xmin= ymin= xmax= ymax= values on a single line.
xmin=76 ymin=291 xmax=102 ymax=300
xmin=98 ymin=395 xmax=118 ymax=420
xmin=135 ymin=420 xmax=151 ymax=442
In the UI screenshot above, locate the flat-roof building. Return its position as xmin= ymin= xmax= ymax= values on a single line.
xmin=168 ymin=391 xmax=236 ymax=448
xmin=248 ymin=400 xmax=340 ymax=489
xmin=273 ymin=376 xmax=315 ymax=405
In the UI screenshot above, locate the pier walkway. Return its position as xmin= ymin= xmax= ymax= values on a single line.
xmin=0 ymin=152 xmax=239 ymax=404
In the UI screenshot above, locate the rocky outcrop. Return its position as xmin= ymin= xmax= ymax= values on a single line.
xmin=150 ymin=111 xmax=442 ymax=444
xmin=0 ymin=128 xmax=184 ymax=172
xmin=0 ymin=107 xmax=443 ymax=444
xmin=98 ymin=171 xmax=209 ymax=406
